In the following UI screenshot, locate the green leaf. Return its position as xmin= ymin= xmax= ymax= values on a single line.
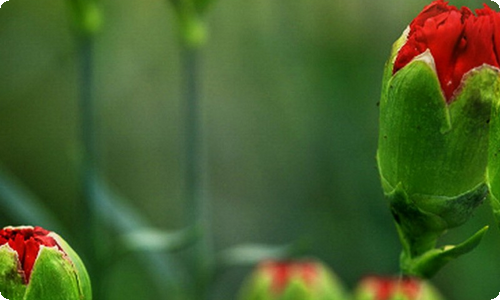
xmin=400 ymin=226 xmax=488 ymax=278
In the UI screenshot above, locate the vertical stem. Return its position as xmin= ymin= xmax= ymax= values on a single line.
xmin=182 ymin=43 xmax=214 ymax=299
xmin=80 ymin=36 xmax=96 ymax=204
xmin=183 ymin=42 xmax=200 ymax=233
xmin=79 ymin=35 xmax=104 ymax=300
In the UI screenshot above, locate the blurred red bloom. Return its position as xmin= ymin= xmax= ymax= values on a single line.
xmin=259 ymin=260 xmax=318 ymax=294
xmin=360 ymin=276 xmax=420 ymax=300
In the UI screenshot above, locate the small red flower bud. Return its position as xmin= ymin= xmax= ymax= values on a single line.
xmin=0 ymin=226 xmax=91 ymax=300
xmin=393 ymin=0 xmax=500 ymax=101
xmin=0 ymin=226 xmax=60 ymax=283
xmin=260 ymin=261 xmax=318 ymax=295
xmin=361 ymin=276 xmax=419 ymax=300
xmin=354 ymin=276 xmax=444 ymax=300
xmin=238 ymin=259 xmax=347 ymax=300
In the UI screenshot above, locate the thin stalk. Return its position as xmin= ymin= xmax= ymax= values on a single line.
xmin=78 ymin=35 xmax=104 ymax=300
xmin=181 ymin=44 xmax=214 ymax=299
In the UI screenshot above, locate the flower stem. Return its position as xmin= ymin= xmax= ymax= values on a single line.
xmin=181 ymin=43 xmax=214 ymax=299
xmin=78 ymin=35 xmax=104 ymax=300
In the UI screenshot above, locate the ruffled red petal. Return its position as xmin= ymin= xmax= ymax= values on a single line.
xmin=393 ymin=1 xmax=500 ymax=102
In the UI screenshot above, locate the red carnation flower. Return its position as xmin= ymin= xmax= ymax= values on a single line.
xmin=393 ymin=0 xmax=500 ymax=101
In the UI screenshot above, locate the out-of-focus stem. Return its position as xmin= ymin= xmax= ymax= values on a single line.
xmin=78 ymin=35 xmax=104 ymax=300
xmin=181 ymin=42 xmax=214 ymax=299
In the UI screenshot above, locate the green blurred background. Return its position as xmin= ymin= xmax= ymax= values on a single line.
xmin=0 ymin=0 xmax=499 ymax=299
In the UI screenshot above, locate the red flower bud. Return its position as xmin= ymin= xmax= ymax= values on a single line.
xmin=238 ymin=259 xmax=347 ymax=300
xmin=0 ymin=226 xmax=91 ymax=300
xmin=360 ymin=277 xmax=419 ymax=300
xmin=0 ymin=226 xmax=59 ymax=283
xmin=393 ymin=0 xmax=500 ymax=101
xmin=261 ymin=261 xmax=318 ymax=295
xmin=354 ymin=276 xmax=444 ymax=300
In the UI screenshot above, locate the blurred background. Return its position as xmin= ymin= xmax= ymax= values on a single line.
xmin=1 ymin=0 xmax=499 ymax=299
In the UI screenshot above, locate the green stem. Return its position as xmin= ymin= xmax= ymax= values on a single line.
xmin=181 ymin=43 xmax=214 ymax=299
xmin=78 ymin=35 xmax=104 ymax=300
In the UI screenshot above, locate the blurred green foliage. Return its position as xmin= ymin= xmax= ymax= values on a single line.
xmin=0 ymin=0 xmax=499 ymax=299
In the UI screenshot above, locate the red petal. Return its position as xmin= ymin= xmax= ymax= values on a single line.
xmin=393 ymin=1 xmax=500 ymax=102
xmin=0 ymin=226 xmax=62 ymax=284
xmin=23 ymin=238 xmax=40 ymax=281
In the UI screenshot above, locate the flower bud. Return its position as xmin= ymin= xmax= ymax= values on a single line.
xmin=353 ymin=276 xmax=444 ymax=300
xmin=238 ymin=259 xmax=347 ymax=300
xmin=378 ymin=0 xmax=499 ymax=277
xmin=0 ymin=226 xmax=91 ymax=300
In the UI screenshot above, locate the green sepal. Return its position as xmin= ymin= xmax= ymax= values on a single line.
xmin=489 ymin=193 xmax=500 ymax=226
xmin=400 ymin=226 xmax=488 ymax=279
xmin=0 ymin=245 xmax=26 ymax=300
xmin=25 ymin=247 xmax=82 ymax=300
xmin=379 ymin=60 xmax=495 ymax=202
xmin=378 ymin=53 xmax=499 ymax=278
xmin=487 ymin=82 xmax=500 ymax=227
xmin=51 ymin=233 xmax=92 ymax=299
xmin=380 ymin=28 xmax=408 ymax=109
xmin=387 ymin=182 xmax=488 ymax=256
xmin=238 ymin=271 xmax=272 ymax=300
xmin=280 ymin=280 xmax=316 ymax=300
xmin=386 ymin=183 xmax=445 ymax=257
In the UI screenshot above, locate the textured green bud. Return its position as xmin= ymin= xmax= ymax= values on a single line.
xmin=353 ymin=276 xmax=444 ymax=300
xmin=378 ymin=1 xmax=500 ymax=278
xmin=0 ymin=226 xmax=91 ymax=300
xmin=238 ymin=259 xmax=347 ymax=300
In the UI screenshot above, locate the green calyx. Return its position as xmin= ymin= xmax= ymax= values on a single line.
xmin=0 ymin=246 xmax=26 ymax=300
xmin=25 ymin=247 xmax=82 ymax=300
xmin=487 ymin=83 xmax=500 ymax=227
xmin=378 ymin=58 xmax=496 ymax=202
xmin=0 ymin=234 xmax=91 ymax=300
xmin=378 ymin=34 xmax=500 ymax=278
